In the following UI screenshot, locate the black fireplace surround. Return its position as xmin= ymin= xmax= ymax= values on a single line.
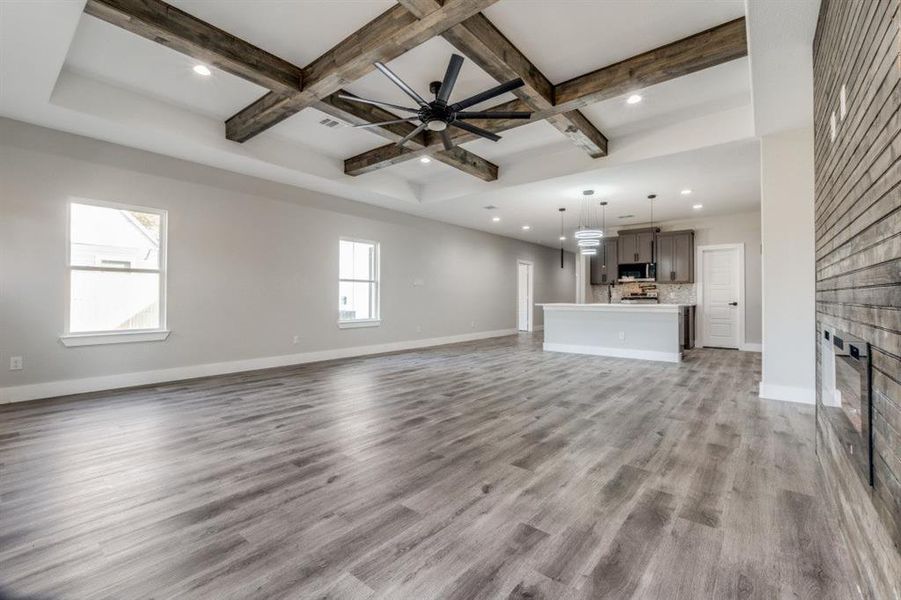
xmin=819 ymin=327 xmax=874 ymax=487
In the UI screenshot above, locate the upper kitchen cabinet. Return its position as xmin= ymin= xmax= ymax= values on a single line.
xmin=590 ymin=237 xmax=619 ymax=284
xmin=617 ymin=228 xmax=657 ymax=264
xmin=656 ymin=230 xmax=695 ymax=283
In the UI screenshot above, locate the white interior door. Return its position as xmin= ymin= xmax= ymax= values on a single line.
xmin=700 ymin=246 xmax=741 ymax=349
xmin=517 ymin=261 xmax=533 ymax=332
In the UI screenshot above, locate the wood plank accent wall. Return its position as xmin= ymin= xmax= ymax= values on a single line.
xmin=813 ymin=0 xmax=901 ymax=597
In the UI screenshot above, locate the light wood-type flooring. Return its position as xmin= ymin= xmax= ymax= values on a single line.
xmin=0 ymin=334 xmax=859 ymax=599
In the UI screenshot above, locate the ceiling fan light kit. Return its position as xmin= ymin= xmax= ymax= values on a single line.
xmin=339 ymin=54 xmax=532 ymax=152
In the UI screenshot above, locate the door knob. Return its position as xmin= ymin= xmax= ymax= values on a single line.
xmin=729 ymin=301 xmax=738 ymax=306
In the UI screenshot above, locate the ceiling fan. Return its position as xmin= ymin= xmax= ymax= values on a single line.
xmin=338 ymin=54 xmax=532 ymax=150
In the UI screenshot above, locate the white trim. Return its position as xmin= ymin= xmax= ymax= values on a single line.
xmin=0 ymin=328 xmax=517 ymax=404
xmin=516 ymin=259 xmax=534 ymax=332
xmin=695 ymin=243 xmax=745 ymax=350
xmin=60 ymin=330 xmax=170 ymax=347
xmin=337 ymin=319 xmax=381 ymax=329
xmin=758 ymin=382 xmax=815 ymax=404
xmin=740 ymin=342 xmax=762 ymax=352
xmin=543 ymin=342 xmax=681 ymax=363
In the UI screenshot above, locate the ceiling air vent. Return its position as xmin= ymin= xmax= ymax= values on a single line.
xmin=618 ymin=214 xmax=635 ymax=219
xmin=483 ymin=205 xmax=497 ymax=210
xmin=319 ymin=118 xmax=341 ymax=128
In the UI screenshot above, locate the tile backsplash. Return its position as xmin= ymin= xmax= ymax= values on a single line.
xmin=590 ymin=283 xmax=697 ymax=305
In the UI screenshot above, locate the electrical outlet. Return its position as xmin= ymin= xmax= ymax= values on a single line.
xmin=416 ymin=325 xmax=422 ymax=333
xmin=292 ymin=335 xmax=300 ymax=345
xmin=471 ymin=321 xmax=476 ymax=329
xmin=9 ymin=356 xmax=23 ymax=371
xmin=618 ymin=332 xmax=625 ymax=341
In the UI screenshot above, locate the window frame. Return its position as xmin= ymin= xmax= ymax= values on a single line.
xmin=337 ymin=237 xmax=380 ymax=328
xmin=60 ymin=198 xmax=170 ymax=347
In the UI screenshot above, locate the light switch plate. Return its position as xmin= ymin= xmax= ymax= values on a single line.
xmin=10 ymin=356 xmax=23 ymax=370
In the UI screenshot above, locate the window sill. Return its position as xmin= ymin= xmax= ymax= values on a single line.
xmin=337 ymin=320 xmax=381 ymax=329
xmin=60 ymin=330 xmax=171 ymax=347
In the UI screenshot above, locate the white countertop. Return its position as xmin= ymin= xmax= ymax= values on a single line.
xmin=537 ymin=303 xmax=683 ymax=313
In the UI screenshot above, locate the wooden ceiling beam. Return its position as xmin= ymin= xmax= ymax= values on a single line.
xmin=318 ymin=92 xmax=498 ymax=181
xmin=344 ymin=17 xmax=748 ymax=176
xmin=84 ymin=0 xmax=303 ymax=94
xmin=398 ymin=0 xmax=608 ymax=158
xmin=553 ymin=17 xmax=748 ymax=112
xmin=225 ymin=0 xmax=501 ymax=143
xmin=84 ymin=0 xmax=498 ymax=181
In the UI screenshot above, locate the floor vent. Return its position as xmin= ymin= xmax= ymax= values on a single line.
xmin=319 ymin=118 xmax=341 ymax=128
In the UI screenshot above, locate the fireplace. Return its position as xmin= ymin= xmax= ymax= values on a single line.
xmin=819 ymin=327 xmax=873 ymax=486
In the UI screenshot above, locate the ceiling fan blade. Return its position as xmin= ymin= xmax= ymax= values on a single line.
xmin=395 ymin=122 xmax=428 ymax=147
xmin=451 ymin=120 xmax=501 ymax=142
xmin=336 ymin=94 xmax=420 ymax=114
xmin=455 ymin=111 xmax=532 ymax=120
xmin=352 ymin=117 xmax=420 ymax=128
xmin=440 ymin=129 xmax=455 ymax=151
xmin=450 ymin=78 xmax=525 ymax=111
xmin=374 ymin=62 xmax=428 ymax=107
xmin=437 ymin=54 xmax=464 ymax=104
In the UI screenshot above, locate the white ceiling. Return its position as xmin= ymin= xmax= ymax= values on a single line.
xmin=413 ymin=138 xmax=762 ymax=250
xmin=581 ymin=57 xmax=751 ymax=139
xmin=64 ymin=16 xmax=265 ymax=120
xmin=483 ymin=0 xmax=745 ymax=83
xmin=168 ymin=0 xmax=396 ymax=68
xmin=0 ymin=0 xmax=790 ymax=250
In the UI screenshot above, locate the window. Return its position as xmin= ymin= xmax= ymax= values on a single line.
xmin=62 ymin=200 xmax=168 ymax=346
xmin=338 ymin=238 xmax=379 ymax=327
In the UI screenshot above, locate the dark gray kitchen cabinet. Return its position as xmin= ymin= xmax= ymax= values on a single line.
xmin=590 ymin=237 xmax=618 ymax=284
xmin=617 ymin=228 xmax=657 ymax=264
xmin=655 ymin=230 xmax=694 ymax=283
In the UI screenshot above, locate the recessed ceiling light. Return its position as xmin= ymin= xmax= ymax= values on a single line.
xmin=521 ymin=225 xmax=531 ymax=230
xmin=193 ymin=64 xmax=212 ymax=77
xmin=693 ymin=204 xmax=703 ymax=210
xmin=492 ymin=216 xmax=501 ymax=222
xmin=626 ymin=94 xmax=642 ymax=104
xmin=420 ymin=156 xmax=431 ymax=164
xmin=681 ymin=189 xmax=692 ymax=195
xmin=559 ymin=235 xmax=566 ymax=241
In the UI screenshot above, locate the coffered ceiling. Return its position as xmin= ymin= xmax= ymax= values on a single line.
xmin=0 ymin=0 xmax=793 ymax=250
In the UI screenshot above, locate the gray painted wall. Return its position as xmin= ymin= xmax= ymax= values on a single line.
xmin=0 ymin=119 xmax=575 ymax=389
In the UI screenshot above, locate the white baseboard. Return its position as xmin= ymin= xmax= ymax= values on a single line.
xmin=758 ymin=382 xmax=815 ymax=404
xmin=0 ymin=328 xmax=517 ymax=404
xmin=741 ymin=342 xmax=763 ymax=352
xmin=543 ymin=342 xmax=680 ymax=363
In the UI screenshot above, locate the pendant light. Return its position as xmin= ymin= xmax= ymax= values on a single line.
xmin=575 ymin=190 xmax=603 ymax=240
xmin=600 ymin=200 xmax=608 ymax=236
xmin=558 ymin=207 xmax=566 ymax=269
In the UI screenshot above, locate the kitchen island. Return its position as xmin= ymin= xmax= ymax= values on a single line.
xmin=538 ymin=303 xmax=683 ymax=363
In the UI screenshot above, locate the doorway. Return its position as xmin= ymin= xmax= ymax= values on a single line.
xmin=517 ymin=260 xmax=533 ymax=332
xmin=697 ymin=244 xmax=744 ymax=349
